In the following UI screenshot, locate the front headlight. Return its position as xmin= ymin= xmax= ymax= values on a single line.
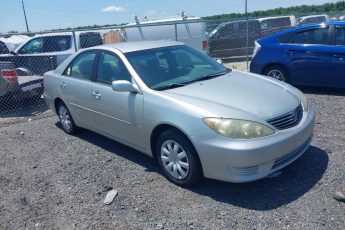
xmin=300 ymin=94 xmax=309 ymax=112
xmin=203 ymin=118 xmax=275 ymax=139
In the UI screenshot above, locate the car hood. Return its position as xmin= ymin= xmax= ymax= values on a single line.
xmin=160 ymin=71 xmax=301 ymax=120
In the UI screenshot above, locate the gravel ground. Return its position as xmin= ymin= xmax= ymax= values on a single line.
xmin=0 ymin=88 xmax=344 ymax=229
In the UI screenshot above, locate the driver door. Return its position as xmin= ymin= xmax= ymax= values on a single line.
xmin=91 ymin=51 xmax=145 ymax=149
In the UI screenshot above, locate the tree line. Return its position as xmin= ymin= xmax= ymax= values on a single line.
xmin=203 ymin=1 xmax=345 ymax=20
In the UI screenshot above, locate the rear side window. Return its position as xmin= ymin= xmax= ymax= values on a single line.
xmin=44 ymin=36 xmax=71 ymax=52
xmin=96 ymin=52 xmax=131 ymax=85
xmin=336 ymin=27 xmax=345 ymax=46
xmin=290 ymin=27 xmax=329 ymax=45
xmin=63 ymin=51 xmax=97 ymax=81
xmin=278 ymin=33 xmax=293 ymax=43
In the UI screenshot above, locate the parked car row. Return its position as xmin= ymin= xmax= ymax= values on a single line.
xmin=250 ymin=21 xmax=345 ymax=88
xmin=207 ymin=14 xmax=333 ymax=59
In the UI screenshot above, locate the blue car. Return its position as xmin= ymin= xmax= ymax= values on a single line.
xmin=250 ymin=22 xmax=345 ymax=88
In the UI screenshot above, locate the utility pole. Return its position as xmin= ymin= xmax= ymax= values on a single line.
xmin=22 ymin=0 xmax=30 ymax=32
xmin=245 ymin=0 xmax=249 ymax=71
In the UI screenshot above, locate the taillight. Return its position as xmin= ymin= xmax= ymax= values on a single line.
xmin=202 ymin=40 xmax=207 ymax=50
xmin=253 ymin=41 xmax=261 ymax=58
xmin=1 ymin=69 xmax=18 ymax=84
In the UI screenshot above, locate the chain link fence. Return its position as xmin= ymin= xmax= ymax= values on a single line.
xmin=0 ymin=11 xmax=343 ymax=125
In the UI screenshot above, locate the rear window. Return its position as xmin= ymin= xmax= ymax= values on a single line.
xmin=79 ymin=32 xmax=103 ymax=49
xmin=0 ymin=41 xmax=9 ymax=54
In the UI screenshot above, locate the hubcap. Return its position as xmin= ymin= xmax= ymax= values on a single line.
xmin=160 ymin=140 xmax=189 ymax=180
xmin=267 ymin=69 xmax=285 ymax=82
xmin=58 ymin=105 xmax=72 ymax=131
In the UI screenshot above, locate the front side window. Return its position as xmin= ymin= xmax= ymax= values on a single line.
xmin=125 ymin=45 xmax=229 ymax=90
xmin=290 ymin=27 xmax=329 ymax=45
xmin=19 ymin=37 xmax=44 ymax=54
xmin=96 ymin=52 xmax=131 ymax=85
xmin=64 ymin=51 xmax=96 ymax=81
xmin=19 ymin=35 xmax=71 ymax=54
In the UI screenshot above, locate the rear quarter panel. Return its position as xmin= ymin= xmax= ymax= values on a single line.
xmin=251 ymin=38 xmax=286 ymax=74
xmin=43 ymin=71 xmax=61 ymax=113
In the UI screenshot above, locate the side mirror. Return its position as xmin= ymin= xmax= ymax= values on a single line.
xmin=111 ymin=80 xmax=139 ymax=93
xmin=216 ymin=59 xmax=223 ymax=65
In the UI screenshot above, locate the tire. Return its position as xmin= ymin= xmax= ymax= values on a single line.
xmin=156 ymin=129 xmax=202 ymax=187
xmin=264 ymin=65 xmax=289 ymax=82
xmin=57 ymin=102 xmax=77 ymax=134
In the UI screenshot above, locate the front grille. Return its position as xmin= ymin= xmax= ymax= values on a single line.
xmin=267 ymin=104 xmax=303 ymax=130
xmin=229 ymin=166 xmax=259 ymax=176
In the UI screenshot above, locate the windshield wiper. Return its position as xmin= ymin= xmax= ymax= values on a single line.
xmin=189 ymin=69 xmax=231 ymax=83
xmin=153 ymin=69 xmax=231 ymax=91
xmin=153 ymin=82 xmax=189 ymax=91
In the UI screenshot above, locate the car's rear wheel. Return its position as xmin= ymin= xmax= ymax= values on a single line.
xmin=156 ymin=129 xmax=202 ymax=187
xmin=264 ymin=65 xmax=288 ymax=82
xmin=57 ymin=102 xmax=77 ymax=134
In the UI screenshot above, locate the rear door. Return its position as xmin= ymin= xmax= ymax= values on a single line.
xmin=90 ymin=51 xmax=145 ymax=149
xmin=330 ymin=25 xmax=345 ymax=87
xmin=283 ymin=26 xmax=332 ymax=85
xmin=59 ymin=51 xmax=97 ymax=129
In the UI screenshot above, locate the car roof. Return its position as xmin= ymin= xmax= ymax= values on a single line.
xmin=262 ymin=21 xmax=345 ymax=40
xmin=99 ymin=40 xmax=185 ymax=53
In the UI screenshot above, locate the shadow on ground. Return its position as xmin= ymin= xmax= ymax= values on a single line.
xmin=299 ymin=86 xmax=345 ymax=97
xmin=0 ymin=98 xmax=48 ymax=119
xmin=56 ymin=123 xmax=328 ymax=211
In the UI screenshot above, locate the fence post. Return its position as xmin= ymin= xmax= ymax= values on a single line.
xmin=174 ymin=23 xmax=178 ymax=41
xmin=72 ymin=30 xmax=78 ymax=52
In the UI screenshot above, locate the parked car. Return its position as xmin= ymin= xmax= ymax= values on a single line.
xmin=298 ymin=14 xmax=330 ymax=26
xmin=0 ymin=31 xmax=103 ymax=76
xmin=0 ymin=62 xmax=43 ymax=100
xmin=0 ymin=41 xmax=10 ymax=55
xmin=208 ymin=16 xmax=296 ymax=59
xmin=44 ymin=41 xmax=315 ymax=186
xmin=123 ymin=15 xmax=207 ymax=52
xmin=250 ymin=22 xmax=345 ymax=88
xmin=0 ymin=35 xmax=30 ymax=52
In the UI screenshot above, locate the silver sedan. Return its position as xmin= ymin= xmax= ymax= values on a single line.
xmin=44 ymin=41 xmax=315 ymax=186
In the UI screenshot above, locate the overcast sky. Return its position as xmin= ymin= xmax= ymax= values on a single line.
xmin=0 ymin=0 xmax=337 ymax=33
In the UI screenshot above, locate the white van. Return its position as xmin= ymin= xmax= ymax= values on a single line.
xmin=298 ymin=14 xmax=330 ymax=26
xmin=122 ymin=16 xmax=208 ymax=52
xmin=258 ymin=15 xmax=297 ymax=31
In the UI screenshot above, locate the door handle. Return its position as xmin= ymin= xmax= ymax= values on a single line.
xmin=333 ymin=54 xmax=345 ymax=61
xmin=287 ymin=50 xmax=296 ymax=55
xmin=59 ymin=82 xmax=66 ymax=88
xmin=92 ymin=91 xmax=102 ymax=99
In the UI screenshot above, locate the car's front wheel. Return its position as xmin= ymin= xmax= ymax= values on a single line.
xmin=156 ymin=129 xmax=202 ymax=187
xmin=264 ymin=65 xmax=288 ymax=82
xmin=57 ymin=102 xmax=77 ymax=134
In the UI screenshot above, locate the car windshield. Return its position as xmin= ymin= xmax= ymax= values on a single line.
xmin=125 ymin=45 xmax=229 ymax=90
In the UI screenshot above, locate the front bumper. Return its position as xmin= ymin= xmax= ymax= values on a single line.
xmin=191 ymin=106 xmax=315 ymax=183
